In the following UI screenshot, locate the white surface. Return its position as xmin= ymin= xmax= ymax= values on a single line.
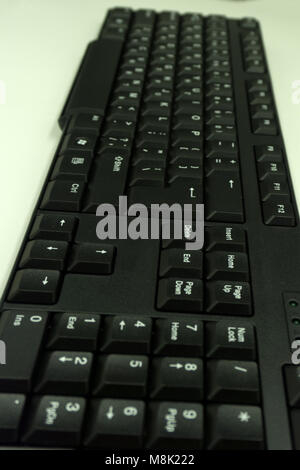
xmin=0 ymin=0 xmax=300 ymax=297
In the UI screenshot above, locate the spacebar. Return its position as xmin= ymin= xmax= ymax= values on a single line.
xmin=60 ymin=37 xmax=124 ymax=126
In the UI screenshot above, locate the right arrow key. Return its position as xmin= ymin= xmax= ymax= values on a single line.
xmin=67 ymin=243 xmax=116 ymax=274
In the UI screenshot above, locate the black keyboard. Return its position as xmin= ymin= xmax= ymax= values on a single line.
xmin=1 ymin=8 xmax=300 ymax=450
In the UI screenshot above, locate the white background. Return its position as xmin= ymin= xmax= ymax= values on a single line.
xmin=0 ymin=0 xmax=300 ymax=297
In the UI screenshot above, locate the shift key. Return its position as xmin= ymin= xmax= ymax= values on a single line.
xmin=205 ymin=171 xmax=244 ymax=222
xmin=83 ymin=148 xmax=131 ymax=212
xmin=0 ymin=311 xmax=48 ymax=392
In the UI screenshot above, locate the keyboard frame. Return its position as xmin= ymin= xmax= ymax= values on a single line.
xmin=1 ymin=13 xmax=300 ymax=450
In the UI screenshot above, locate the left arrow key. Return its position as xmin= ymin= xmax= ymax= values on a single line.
xmin=19 ymin=240 xmax=69 ymax=270
xmin=7 ymin=269 xmax=61 ymax=304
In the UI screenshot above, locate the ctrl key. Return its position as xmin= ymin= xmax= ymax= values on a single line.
xmin=22 ymin=395 xmax=86 ymax=446
xmin=7 ymin=269 xmax=61 ymax=304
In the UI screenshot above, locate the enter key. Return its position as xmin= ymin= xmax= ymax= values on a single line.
xmin=205 ymin=171 xmax=244 ymax=222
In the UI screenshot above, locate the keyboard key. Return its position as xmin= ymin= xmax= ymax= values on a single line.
xmin=40 ymin=180 xmax=85 ymax=211
xmin=7 ymin=269 xmax=61 ymax=304
xmin=284 ymin=365 xmax=300 ymax=407
xmin=84 ymin=148 xmax=131 ymax=211
xmin=150 ymin=357 xmax=203 ymax=400
xmin=159 ymin=248 xmax=203 ymax=278
xmin=253 ymin=118 xmax=277 ymax=135
xmin=22 ymin=395 xmax=86 ymax=446
xmin=147 ymin=402 xmax=204 ymax=449
xmin=207 ymin=360 xmax=260 ymax=403
xmin=205 ymin=251 xmax=249 ymax=281
xmin=93 ymin=354 xmax=148 ymax=397
xmin=205 ymin=171 xmax=244 ymax=222
xmin=0 ymin=394 xmax=26 ymax=443
xmin=157 ymin=277 xmax=204 ymax=312
xmin=153 ymin=319 xmax=204 ymax=356
xmin=68 ymin=113 xmax=103 ymax=132
xmin=207 ymin=404 xmax=264 ymax=449
xmin=51 ymin=152 xmax=92 ymax=181
xmin=60 ymin=132 xmax=98 ymax=153
xmin=205 ymin=226 xmax=246 ymax=252
xmin=0 ymin=311 xmax=48 ymax=392
xmin=84 ymin=399 xmax=145 ymax=448
xmin=263 ymin=196 xmax=295 ymax=226
xmin=100 ymin=316 xmax=152 ymax=354
xmin=205 ymin=281 xmax=252 ymax=315
xmin=260 ymin=175 xmax=290 ymax=201
xmin=35 ymin=351 xmax=93 ymax=395
xmin=255 ymin=144 xmax=282 ymax=162
xmin=67 ymin=243 xmax=115 ymax=274
xmin=19 ymin=240 xmax=69 ymax=270
xmin=47 ymin=313 xmax=101 ymax=351
xmin=206 ymin=320 xmax=256 ymax=360
xmin=257 ymin=161 xmax=286 ymax=180
xmin=29 ymin=214 xmax=77 ymax=242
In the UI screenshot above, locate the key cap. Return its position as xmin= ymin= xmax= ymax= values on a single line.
xmin=205 ymin=139 xmax=237 ymax=158
xmin=93 ymin=354 xmax=148 ymax=397
xmin=207 ymin=404 xmax=264 ymax=449
xmin=100 ymin=316 xmax=152 ymax=354
xmin=260 ymin=175 xmax=290 ymax=201
xmin=68 ymin=113 xmax=103 ymax=132
xmin=22 ymin=395 xmax=86 ymax=446
xmin=0 ymin=394 xmax=26 ymax=443
xmin=68 ymin=243 xmax=115 ymax=274
xmin=205 ymin=171 xmax=244 ymax=222
xmin=206 ymin=320 xmax=256 ymax=360
xmin=153 ymin=319 xmax=204 ymax=356
xmin=150 ymin=357 xmax=204 ymax=400
xmin=30 ymin=214 xmax=77 ymax=242
xmin=40 ymin=180 xmax=85 ymax=211
xmin=207 ymin=360 xmax=260 ymax=403
xmin=263 ymin=196 xmax=295 ymax=226
xmin=251 ymin=104 xmax=274 ymax=119
xmin=284 ymin=365 xmax=300 ymax=407
xmin=147 ymin=402 xmax=204 ymax=449
xmin=157 ymin=278 xmax=204 ymax=312
xmin=205 ymin=251 xmax=249 ymax=281
xmin=0 ymin=311 xmax=48 ymax=392
xmin=255 ymin=144 xmax=282 ymax=162
xmin=257 ymin=161 xmax=286 ymax=180
xmin=159 ymin=248 xmax=203 ymax=278
xmin=129 ymin=161 xmax=165 ymax=187
xmin=253 ymin=118 xmax=277 ymax=135
xmin=205 ymin=155 xmax=239 ymax=176
xmin=83 ymin=148 xmax=131 ymax=211
xmin=7 ymin=269 xmax=61 ymax=304
xmin=19 ymin=240 xmax=69 ymax=270
xmin=205 ymin=226 xmax=246 ymax=252
xmin=60 ymin=131 xmax=98 ymax=153
xmin=51 ymin=152 xmax=92 ymax=181
xmin=84 ymin=399 xmax=145 ymax=448
xmin=35 ymin=351 xmax=93 ymax=395
xmin=206 ymin=281 xmax=252 ymax=316
xmin=47 ymin=313 xmax=101 ymax=351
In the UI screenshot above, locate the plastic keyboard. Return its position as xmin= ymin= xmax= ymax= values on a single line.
xmin=1 ymin=8 xmax=300 ymax=450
